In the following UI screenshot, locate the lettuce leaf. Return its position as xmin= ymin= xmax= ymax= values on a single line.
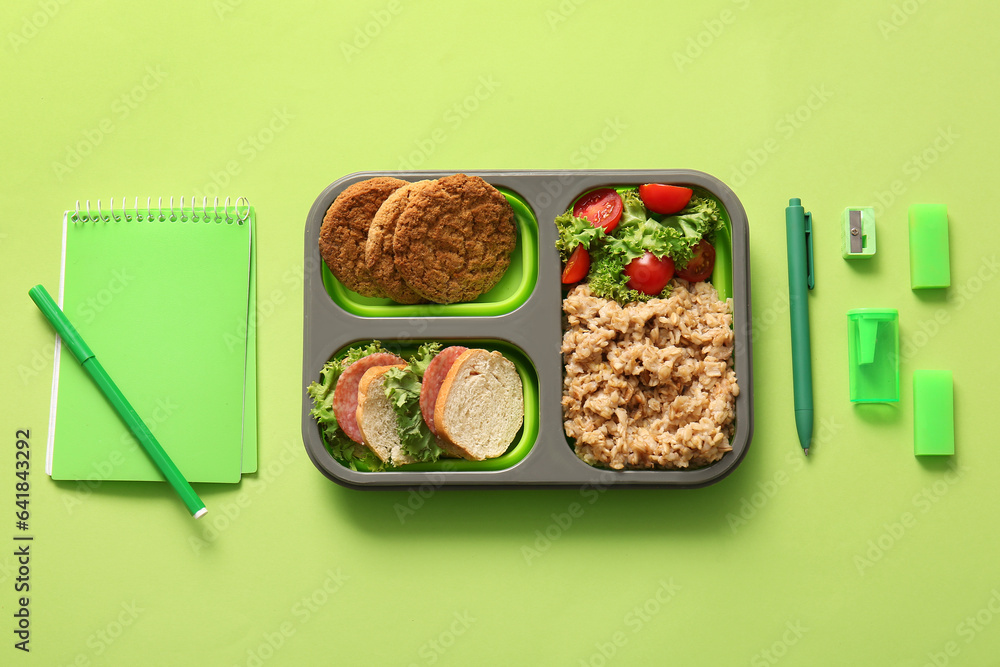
xmin=612 ymin=189 xmax=724 ymax=265
xmin=658 ymin=194 xmax=724 ymax=267
xmin=587 ymin=245 xmax=667 ymax=304
xmin=406 ymin=342 xmax=442 ymax=379
xmin=604 ymin=190 xmax=686 ymax=262
xmin=555 ymin=211 xmax=606 ymax=261
xmin=382 ymin=342 xmax=444 ymax=464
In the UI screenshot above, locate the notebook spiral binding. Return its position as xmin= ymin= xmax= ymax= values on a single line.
xmin=71 ymin=196 xmax=251 ymax=223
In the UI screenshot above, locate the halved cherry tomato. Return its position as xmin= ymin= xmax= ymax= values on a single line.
xmin=561 ymin=245 xmax=590 ymax=284
xmin=624 ymin=252 xmax=674 ymax=295
xmin=676 ymin=239 xmax=716 ymax=282
xmin=638 ymin=184 xmax=693 ymax=215
xmin=572 ymin=188 xmax=623 ymax=233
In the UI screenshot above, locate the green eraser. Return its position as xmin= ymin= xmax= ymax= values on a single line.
xmin=908 ymin=204 xmax=950 ymax=289
xmin=913 ymin=370 xmax=954 ymax=456
xmin=842 ymin=207 xmax=876 ymax=259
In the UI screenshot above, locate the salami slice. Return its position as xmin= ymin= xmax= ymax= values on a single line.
xmin=419 ymin=346 xmax=468 ymax=435
xmin=334 ymin=353 xmax=405 ymax=443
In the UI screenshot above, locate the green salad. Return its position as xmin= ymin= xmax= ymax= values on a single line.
xmin=556 ymin=185 xmax=725 ymax=303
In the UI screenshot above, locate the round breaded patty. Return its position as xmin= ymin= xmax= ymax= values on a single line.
xmin=319 ymin=176 xmax=407 ymax=298
xmin=392 ymin=174 xmax=516 ymax=304
xmin=365 ymin=180 xmax=433 ymax=304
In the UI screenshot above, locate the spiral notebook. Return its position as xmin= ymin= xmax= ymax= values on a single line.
xmin=45 ymin=198 xmax=257 ymax=483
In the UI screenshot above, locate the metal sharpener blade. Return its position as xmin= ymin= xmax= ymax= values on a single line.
xmin=849 ymin=209 xmax=863 ymax=254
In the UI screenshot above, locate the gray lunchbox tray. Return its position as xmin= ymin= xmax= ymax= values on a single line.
xmin=301 ymin=170 xmax=754 ymax=489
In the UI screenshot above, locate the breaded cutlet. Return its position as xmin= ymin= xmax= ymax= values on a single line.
xmin=365 ymin=180 xmax=433 ymax=304
xmin=391 ymin=174 xmax=515 ymax=304
xmin=319 ymin=176 xmax=407 ymax=298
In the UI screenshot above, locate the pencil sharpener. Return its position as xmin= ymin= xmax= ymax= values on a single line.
xmin=842 ymin=207 xmax=876 ymax=259
xmin=847 ymin=308 xmax=899 ymax=403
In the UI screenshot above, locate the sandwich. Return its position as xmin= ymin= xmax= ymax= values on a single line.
xmin=307 ymin=341 xmax=524 ymax=470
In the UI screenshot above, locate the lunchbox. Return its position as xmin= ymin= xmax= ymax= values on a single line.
xmin=301 ymin=170 xmax=754 ymax=489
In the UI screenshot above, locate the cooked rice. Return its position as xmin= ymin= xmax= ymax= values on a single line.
xmin=561 ymin=281 xmax=739 ymax=470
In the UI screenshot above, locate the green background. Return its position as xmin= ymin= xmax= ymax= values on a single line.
xmin=3 ymin=1 xmax=998 ymax=665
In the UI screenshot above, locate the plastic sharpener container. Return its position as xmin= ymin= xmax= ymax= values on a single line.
xmin=847 ymin=309 xmax=899 ymax=403
xmin=909 ymin=204 xmax=950 ymax=289
xmin=913 ymin=370 xmax=954 ymax=456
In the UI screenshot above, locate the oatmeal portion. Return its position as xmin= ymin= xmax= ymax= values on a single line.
xmin=561 ymin=281 xmax=739 ymax=470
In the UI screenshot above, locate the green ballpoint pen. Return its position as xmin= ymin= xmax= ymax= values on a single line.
xmin=28 ymin=285 xmax=208 ymax=518
xmin=785 ymin=199 xmax=814 ymax=455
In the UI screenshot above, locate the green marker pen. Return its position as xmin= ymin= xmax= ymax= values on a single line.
xmin=29 ymin=285 xmax=207 ymax=519
xmin=785 ymin=199 xmax=814 ymax=455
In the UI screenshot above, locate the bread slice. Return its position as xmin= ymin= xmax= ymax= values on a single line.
xmin=356 ymin=365 xmax=416 ymax=466
xmin=434 ymin=350 xmax=524 ymax=460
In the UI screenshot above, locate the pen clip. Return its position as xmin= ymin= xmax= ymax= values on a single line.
xmin=804 ymin=211 xmax=815 ymax=290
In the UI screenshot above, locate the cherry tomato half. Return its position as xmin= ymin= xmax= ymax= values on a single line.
xmin=561 ymin=245 xmax=591 ymax=284
xmin=624 ymin=252 xmax=675 ymax=295
xmin=638 ymin=184 xmax=693 ymax=215
xmin=676 ymin=239 xmax=716 ymax=282
xmin=572 ymin=188 xmax=623 ymax=233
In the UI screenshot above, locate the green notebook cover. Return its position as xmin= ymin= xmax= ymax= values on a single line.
xmin=243 ymin=225 xmax=257 ymax=473
xmin=48 ymin=204 xmax=252 ymax=483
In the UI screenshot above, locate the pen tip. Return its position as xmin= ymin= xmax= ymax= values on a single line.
xmin=803 ymin=448 xmax=810 ymax=456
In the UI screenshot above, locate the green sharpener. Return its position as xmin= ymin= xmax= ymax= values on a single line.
xmin=847 ymin=309 xmax=899 ymax=403
xmin=842 ymin=207 xmax=876 ymax=259
xmin=909 ymin=204 xmax=950 ymax=289
xmin=913 ymin=370 xmax=954 ymax=456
